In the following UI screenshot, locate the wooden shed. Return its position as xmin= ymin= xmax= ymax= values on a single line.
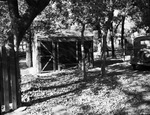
xmin=32 ymin=34 xmax=94 ymax=73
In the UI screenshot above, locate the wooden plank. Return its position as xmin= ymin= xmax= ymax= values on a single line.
xmin=40 ymin=41 xmax=53 ymax=71
xmin=2 ymin=47 xmax=10 ymax=112
xmin=57 ymin=43 xmax=60 ymax=70
xmin=41 ymin=42 xmax=52 ymax=55
xmin=87 ymin=50 xmax=90 ymax=66
xmin=76 ymin=41 xmax=79 ymax=63
xmin=78 ymin=41 xmax=82 ymax=62
xmin=9 ymin=49 xmax=17 ymax=109
xmin=37 ymin=41 xmax=41 ymax=73
xmin=32 ymin=38 xmax=37 ymax=72
xmin=0 ymin=47 xmax=2 ymax=115
xmin=7 ymin=51 xmax=11 ymax=104
xmin=55 ymin=42 xmax=58 ymax=70
xmin=14 ymin=50 xmax=21 ymax=107
xmin=41 ymin=57 xmax=52 ymax=71
xmin=87 ymin=42 xmax=91 ymax=66
xmin=91 ymin=40 xmax=94 ymax=67
xmin=52 ymin=42 xmax=56 ymax=71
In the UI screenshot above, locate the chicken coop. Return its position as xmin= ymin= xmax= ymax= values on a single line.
xmin=32 ymin=35 xmax=94 ymax=73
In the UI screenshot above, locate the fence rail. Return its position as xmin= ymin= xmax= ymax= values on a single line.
xmin=0 ymin=46 xmax=20 ymax=114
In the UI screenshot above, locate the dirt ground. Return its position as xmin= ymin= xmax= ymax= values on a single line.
xmin=5 ymin=57 xmax=150 ymax=115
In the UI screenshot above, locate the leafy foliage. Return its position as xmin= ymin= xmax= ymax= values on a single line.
xmin=131 ymin=0 xmax=150 ymax=32
xmin=32 ymin=0 xmax=72 ymax=36
xmin=0 ymin=2 xmax=11 ymax=44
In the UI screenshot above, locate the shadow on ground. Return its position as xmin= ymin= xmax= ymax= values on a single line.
xmin=20 ymin=58 xmax=150 ymax=115
xmin=109 ymin=64 xmax=150 ymax=114
xmin=85 ymin=61 xmax=150 ymax=114
xmin=94 ymin=59 xmax=123 ymax=67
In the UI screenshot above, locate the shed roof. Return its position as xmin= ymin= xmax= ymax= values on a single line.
xmin=35 ymin=33 xmax=93 ymax=42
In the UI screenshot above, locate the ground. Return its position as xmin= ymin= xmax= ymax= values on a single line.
xmin=5 ymin=56 xmax=150 ymax=115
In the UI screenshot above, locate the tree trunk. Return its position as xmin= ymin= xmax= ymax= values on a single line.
xmin=109 ymin=8 xmax=115 ymax=58
xmin=110 ymin=23 xmax=115 ymax=58
xmin=106 ymin=40 xmax=109 ymax=57
xmin=101 ymin=4 xmax=114 ymax=77
xmin=26 ymin=29 xmax=33 ymax=67
xmin=101 ymin=29 xmax=108 ymax=77
xmin=110 ymin=35 xmax=115 ymax=58
xmin=121 ymin=16 xmax=125 ymax=55
xmin=97 ymin=23 xmax=101 ymax=41
xmin=111 ymin=20 xmax=122 ymax=58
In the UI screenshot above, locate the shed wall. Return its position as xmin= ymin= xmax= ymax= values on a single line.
xmin=33 ymin=36 xmax=93 ymax=73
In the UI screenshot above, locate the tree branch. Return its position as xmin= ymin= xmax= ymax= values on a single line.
xmin=25 ymin=0 xmax=50 ymax=11
xmin=17 ymin=0 xmax=50 ymax=44
xmin=6 ymin=0 xmax=50 ymax=46
xmin=22 ymin=0 xmax=50 ymax=24
xmin=114 ymin=19 xmax=122 ymax=34
xmin=7 ymin=0 xmax=20 ymax=18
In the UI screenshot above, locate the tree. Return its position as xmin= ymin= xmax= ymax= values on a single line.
xmin=98 ymin=0 xmax=132 ymax=76
xmin=0 ymin=0 xmax=51 ymax=106
xmin=99 ymin=0 xmax=114 ymax=77
xmin=25 ymin=27 xmax=33 ymax=67
xmin=70 ymin=0 xmax=110 ymax=78
xmin=33 ymin=0 xmax=71 ymax=34
xmin=131 ymin=0 xmax=150 ymax=34
xmin=0 ymin=2 xmax=10 ymax=43
xmin=115 ymin=0 xmax=135 ymax=55
xmin=70 ymin=1 xmax=91 ymax=80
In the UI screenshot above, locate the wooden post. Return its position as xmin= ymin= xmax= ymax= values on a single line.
xmin=14 ymin=47 xmax=21 ymax=107
xmin=33 ymin=36 xmax=41 ymax=73
xmin=10 ymin=49 xmax=17 ymax=109
xmin=57 ymin=42 xmax=60 ymax=70
xmin=52 ymin=42 xmax=56 ymax=71
xmin=32 ymin=35 xmax=36 ymax=73
xmin=0 ymin=47 xmax=2 ymax=115
xmin=81 ymin=38 xmax=86 ymax=79
xmin=78 ymin=41 xmax=81 ymax=60
xmin=2 ymin=47 xmax=9 ymax=111
xmin=37 ymin=40 xmax=41 ymax=73
xmin=76 ymin=41 xmax=79 ymax=63
xmin=55 ymin=42 xmax=58 ymax=70
xmin=91 ymin=40 xmax=94 ymax=67
xmin=86 ymin=41 xmax=90 ymax=66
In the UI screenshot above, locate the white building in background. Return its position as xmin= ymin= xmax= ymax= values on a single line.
xmin=19 ymin=41 xmax=26 ymax=52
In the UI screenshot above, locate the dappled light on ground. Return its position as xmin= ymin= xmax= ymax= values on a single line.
xmin=19 ymin=60 xmax=150 ymax=115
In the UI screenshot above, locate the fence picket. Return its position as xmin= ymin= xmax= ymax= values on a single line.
xmin=10 ymin=49 xmax=17 ymax=109
xmin=15 ymin=51 xmax=21 ymax=107
xmin=0 ymin=47 xmax=2 ymax=115
xmin=0 ymin=46 xmax=20 ymax=114
xmin=2 ymin=47 xmax=10 ymax=111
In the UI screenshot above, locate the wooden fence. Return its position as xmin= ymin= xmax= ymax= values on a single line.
xmin=0 ymin=46 xmax=21 ymax=114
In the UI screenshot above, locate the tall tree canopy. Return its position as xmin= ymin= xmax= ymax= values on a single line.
xmin=0 ymin=2 xmax=10 ymax=43
xmin=0 ymin=0 xmax=50 ymax=49
xmin=131 ymin=0 xmax=150 ymax=33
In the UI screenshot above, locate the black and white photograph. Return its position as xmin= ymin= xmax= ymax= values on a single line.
xmin=1 ymin=0 xmax=150 ymax=115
